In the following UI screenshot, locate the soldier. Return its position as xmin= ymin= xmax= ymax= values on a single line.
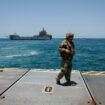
xmin=56 ymin=32 xmax=76 ymax=86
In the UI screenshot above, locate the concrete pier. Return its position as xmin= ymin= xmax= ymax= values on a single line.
xmin=0 ymin=68 xmax=105 ymax=105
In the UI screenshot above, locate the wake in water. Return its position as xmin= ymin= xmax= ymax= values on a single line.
xmin=1 ymin=47 xmax=14 ymax=50
xmin=4 ymin=51 xmax=39 ymax=58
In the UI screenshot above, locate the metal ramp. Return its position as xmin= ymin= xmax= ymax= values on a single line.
xmin=82 ymin=71 xmax=105 ymax=105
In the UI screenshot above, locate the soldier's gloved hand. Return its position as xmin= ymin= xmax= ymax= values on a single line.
xmin=65 ymin=49 xmax=70 ymax=54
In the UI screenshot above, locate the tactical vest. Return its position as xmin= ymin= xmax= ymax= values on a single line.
xmin=60 ymin=40 xmax=75 ymax=60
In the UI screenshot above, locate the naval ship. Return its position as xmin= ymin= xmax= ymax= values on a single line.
xmin=9 ymin=28 xmax=52 ymax=40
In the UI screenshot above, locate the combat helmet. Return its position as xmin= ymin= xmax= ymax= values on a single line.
xmin=66 ymin=32 xmax=74 ymax=39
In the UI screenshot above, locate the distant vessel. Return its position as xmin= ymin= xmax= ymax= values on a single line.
xmin=9 ymin=28 xmax=52 ymax=40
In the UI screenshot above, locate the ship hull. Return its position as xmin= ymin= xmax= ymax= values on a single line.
xmin=9 ymin=36 xmax=52 ymax=40
xmin=9 ymin=28 xmax=52 ymax=40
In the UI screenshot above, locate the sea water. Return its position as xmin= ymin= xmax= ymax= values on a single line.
xmin=0 ymin=38 xmax=105 ymax=71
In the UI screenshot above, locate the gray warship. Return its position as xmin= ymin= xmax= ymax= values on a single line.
xmin=9 ymin=28 xmax=52 ymax=40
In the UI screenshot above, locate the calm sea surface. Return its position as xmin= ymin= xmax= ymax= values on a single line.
xmin=0 ymin=38 xmax=105 ymax=71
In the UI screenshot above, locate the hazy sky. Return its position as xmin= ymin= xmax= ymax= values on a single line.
xmin=0 ymin=0 xmax=105 ymax=38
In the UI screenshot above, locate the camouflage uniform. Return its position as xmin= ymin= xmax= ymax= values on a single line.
xmin=56 ymin=33 xmax=75 ymax=84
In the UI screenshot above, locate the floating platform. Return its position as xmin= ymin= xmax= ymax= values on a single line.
xmin=0 ymin=68 xmax=105 ymax=105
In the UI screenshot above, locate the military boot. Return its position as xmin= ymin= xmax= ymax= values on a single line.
xmin=67 ymin=82 xmax=76 ymax=86
xmin=56 ymin=78 xmax=61 ymax=85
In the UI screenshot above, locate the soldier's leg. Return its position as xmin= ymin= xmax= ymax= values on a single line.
xmin=65 ymin=61 xmax=76 ymax=86
xmin=65 ymin=61 xmax=72 ymax=84
xmin=65 ymin=70 xmax=72 ymax=83
xmin=56 ymin=67 xmax=66 ymax=80
xmin=56 ymin=60 xmax=68 ymax=84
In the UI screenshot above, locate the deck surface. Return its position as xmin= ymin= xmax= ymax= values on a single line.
xmin=82 ymin=71 xmax=105 ymax=105
xmin=0 ymin=69 xmax=105 ymax=105
xmin=0 ymin=68 xmax=29 ymax=95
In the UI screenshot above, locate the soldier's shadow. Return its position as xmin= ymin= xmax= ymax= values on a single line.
xmin=60 ymin=81 xmax=77 ymax=86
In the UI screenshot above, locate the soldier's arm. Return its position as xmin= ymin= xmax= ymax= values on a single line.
xmin=58 ymin=41 xmax=67 ymax=53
